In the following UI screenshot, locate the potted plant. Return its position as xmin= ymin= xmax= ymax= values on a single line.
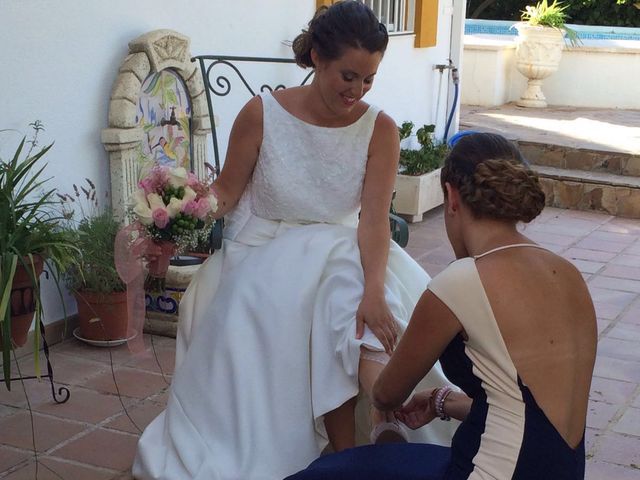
xmin=514 ymin=0 xmax=579 ymax=108
xmin=394 ymin=122 xmax=449 ymax=223
xmin=0 ymin=122 xmax=79 ymax=388
xmin=60 ymin=180 xmax=129 ymax=344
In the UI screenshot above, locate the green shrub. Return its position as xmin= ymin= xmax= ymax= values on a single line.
xmin=398 ymin=122 xmax=449 ymax=176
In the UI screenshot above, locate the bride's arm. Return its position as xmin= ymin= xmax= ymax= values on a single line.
xmin=211 ymin=96 xmax=263 ymax=219
xmin=356 ymin=112 xmax=401 ymax=354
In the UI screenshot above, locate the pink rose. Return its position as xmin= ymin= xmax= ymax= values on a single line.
xmin=139 ymin=178 xmax=154 ymax=195
xmin=152 ymin=208 xmax=170 ymax=229
xmin=194 ymin=198 xmax=211 ymax=220
xmin=182 ymin=199 xmax=198 ymax=216
xmin=186 ymin=172 xmax=199 ymax=187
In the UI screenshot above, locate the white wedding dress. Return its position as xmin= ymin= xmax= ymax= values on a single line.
xmin=132 ymin=93 xmax=456 ymax=480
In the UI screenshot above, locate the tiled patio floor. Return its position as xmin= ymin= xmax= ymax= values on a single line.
xmin=1 ymin=206 xmax=640 ymax=479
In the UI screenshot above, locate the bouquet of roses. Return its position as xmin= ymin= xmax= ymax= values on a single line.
xmin=130 ymin=165 xmax=217 ymax=291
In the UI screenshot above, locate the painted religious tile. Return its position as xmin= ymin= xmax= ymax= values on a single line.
xmin=137 ymin=69 xmax=192 ymax=170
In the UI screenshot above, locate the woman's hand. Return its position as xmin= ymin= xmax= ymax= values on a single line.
xmin=356 ymin=292 xmax=397 ymax=355
xmin=394 ymin=389 xmax=437 ymax=430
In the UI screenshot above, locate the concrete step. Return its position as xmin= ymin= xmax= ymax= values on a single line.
xmin=519 ymin=141 xmax=640 ymax=177
xmin=533 ymin=165 xmax=640 ymax=218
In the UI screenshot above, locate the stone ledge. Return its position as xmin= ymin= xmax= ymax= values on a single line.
xmin=536 ymin=166 xmax=640 ymax=218
xmin=534 ymin=166 xmax=640 ymax=189
xmin=520 ymin=142 xmax=640 ymax=177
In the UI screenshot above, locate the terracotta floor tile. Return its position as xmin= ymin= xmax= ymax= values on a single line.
xmin=0 ymin=411 xmax=87 ymax=452
xmin=0 ymin=446 xmax=30 ymax=473
xmin=601 ymin=218 xmax=640 ymax=234
xmin=103 ymin=400 xmax=165 ymax=435
xmin=585 ymin=460 xmax=640 ymax=480
xmin=564 ymin=248 xmax=617 ymax=263
xmin=612 ymin=407 xmax=640 ymax=437
xmin=53 ymin=340 xmax=137 ymax=366
xmin=586 ymin=400 xmax=621 ymax=430
xmin=420 ymin=245 xmax=456 ymax=266
xmin=0 ymin=376 xmax=53 ymax=409
xmin=610 ymin=254 xmax=640 ymax=268
xmin=124 ymin=347 xmax=176 ymax=377
xmin=590 ymin=276 xmax=640 ymax=294
xmin=522 ymin=230 xmax=578 ymax=247
xmin=588 ymin=287 xmax=637 ymax=309
xmin=625 ymin=242 xmax=640 ymax=256
xmin=82 ymin=367 xmax=169 ymax=399
xmin=593 ymin=301 xmax=626 ymax=321
xmin=600 ymin=264 xmax=640 ymax=281
xmin=594 ymin=432 xmax=640 ymax=467
xmin=576 ymin=238 xmax=629 ymax=254
xmin=584 ymin=427 xmax=601 ymax=455
xmin=2 ymin=456 xmax=116 ymax=480
xmin=597 ymin=338 xmax=640 ymax=363
xmin=0 ymin=404 xmax=19 ymax=419
xmin=52 ymin=428 xmax=139 ymax=471
xmin=594 ymin=357 xmax=640 ymax=383
xmin=31 ymin=387 xmax=135 ymax=424
xmin=571 ymin=259 xmax=606 ymax=274
xmin=523 ymin=222 xmax=591 ymax=238
xmin=607 ymin=323 xmax=640 ymax=343
xmin=590 ymin=377 xmax=638 ymax=406
xmin=42 ymin=352 xmax=111 ymax=386
xmin=596 ymin=319 xmax=610 ymax=335
xmin=620 ymin=305 xmax=640 ymax=325
xmin=587 ymin=230 xmax=638 ymax=245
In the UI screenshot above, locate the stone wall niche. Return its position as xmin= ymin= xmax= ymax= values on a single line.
xmin=102 ymin=29 xmax=211 ymax=221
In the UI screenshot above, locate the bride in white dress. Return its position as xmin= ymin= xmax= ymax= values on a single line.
xmin=133 ymin=2 xmax=455 ymax=479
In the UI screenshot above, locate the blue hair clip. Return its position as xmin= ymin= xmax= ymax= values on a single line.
xmin=447 ymin=130 xmax=479 ymax=148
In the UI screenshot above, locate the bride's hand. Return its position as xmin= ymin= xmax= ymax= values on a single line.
xmin=356 ymin=292 xmax=397 ymax=355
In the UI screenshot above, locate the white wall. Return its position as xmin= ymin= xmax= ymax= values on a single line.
xmin=1 ymin=0 xmax=461 ymax=325
xmin=462 ymin=36 xmax=640 ymax=109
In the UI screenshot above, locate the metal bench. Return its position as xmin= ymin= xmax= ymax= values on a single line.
xmin=191 ymin=54 xmax=409 ymax=249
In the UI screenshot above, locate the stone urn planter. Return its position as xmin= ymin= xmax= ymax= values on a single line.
xmin=394 ymin=169 xmax=444 ymax=223
xmin=514 ymin=23 xmax=564 ymax=108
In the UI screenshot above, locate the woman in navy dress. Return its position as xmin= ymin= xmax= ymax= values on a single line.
xmin=287 ymin=132 xmax=597 ymax=480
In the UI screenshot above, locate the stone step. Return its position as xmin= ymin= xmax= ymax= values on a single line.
xmin=518 ymin=141 xmax=640 ymax=177
xmin=533 ymin=165 xmax=640 ymax=218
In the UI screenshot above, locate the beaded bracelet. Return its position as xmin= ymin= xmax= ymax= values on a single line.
xmin=434 ymin=386 xmax=453 ymax=421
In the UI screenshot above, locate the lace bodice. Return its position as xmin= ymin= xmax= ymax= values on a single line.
xmin=225 ymin=92 xmax=380 ymax=238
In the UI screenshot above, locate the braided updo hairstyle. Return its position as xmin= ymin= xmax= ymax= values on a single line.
xmin=441 ymin=133 xmax=546 ymax=223
xmin=292 ymin=1 xmax=388 ymax=69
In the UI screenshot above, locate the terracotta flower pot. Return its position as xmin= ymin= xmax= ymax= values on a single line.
xmin=74 ymin=290 xmax=129 ymax=341
xmin=1 ymin=256 xmax=45 ymax=349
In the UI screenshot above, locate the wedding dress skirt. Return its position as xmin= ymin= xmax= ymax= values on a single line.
xmin=132 ymin=214 xmax=456 ymax=480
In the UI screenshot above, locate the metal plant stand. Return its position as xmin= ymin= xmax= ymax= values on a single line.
xmin=1 ymin=319 xmax=70 ymax=404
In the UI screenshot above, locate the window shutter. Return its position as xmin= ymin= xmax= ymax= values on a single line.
xmin=414 ymin=0 xmax=439 ymax=48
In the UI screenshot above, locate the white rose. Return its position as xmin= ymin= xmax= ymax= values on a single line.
xmin=133 ymin=190 xmax=153 ymax=226
xmin=182 ymin=186 xmax=197 ymax=203
xmin=147 ymin=193 xmax=165 ymax=210
xmin=168 ymin=167 xmax=188 ymax=188
xmin=167 ymin=197 xmax=184 ymax=218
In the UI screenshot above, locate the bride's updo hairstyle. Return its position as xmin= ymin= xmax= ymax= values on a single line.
xmin=441 ymin=132 xmax=546 ymax=223
xmin=292 ymin=1 xmax=388 ymax=69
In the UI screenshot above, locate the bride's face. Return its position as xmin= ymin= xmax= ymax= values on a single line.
xmin=312 ymin=47 xmax=383 ymax=115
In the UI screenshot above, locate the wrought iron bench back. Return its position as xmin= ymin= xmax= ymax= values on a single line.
xmin=191 ymin=54 xmax=409 ymax=249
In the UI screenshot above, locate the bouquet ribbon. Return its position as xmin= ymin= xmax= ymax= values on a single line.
xmin=114 ymin=223 xmax=175 ymax=354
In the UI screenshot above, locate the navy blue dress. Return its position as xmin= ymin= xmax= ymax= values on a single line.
xmin=287 ymin=253 xmax=585 ymax=480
